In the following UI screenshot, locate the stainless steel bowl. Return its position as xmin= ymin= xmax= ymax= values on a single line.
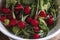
xmin=0 ymin=0 xmax=60 ymax=40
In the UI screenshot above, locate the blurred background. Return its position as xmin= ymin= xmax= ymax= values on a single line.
xmin=0 ymin=32 xmax=9 ymax=40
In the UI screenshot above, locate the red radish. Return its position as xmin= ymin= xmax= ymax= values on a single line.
xmin=33 ymin=34 xmax=40 ymax=39
xmin=34 ymin=26 xmax=40 ymax=33
xmin=49 ymin=15 xmax=53 ymax=18
xmin=7 ymin=14 xmax=13 ymax=20
xmin=26 ymin=17 xmax=32 ymax=23
xmin=9 ymin=19 xmax=17 ymax=26
xmin=0 ymin=7 xmax=3 ymax=12
xmin=31 ymin=19 xmax=38 ymax=26
xmin=0 ymin=16 xmax=6 ymax=22
xmin=39 ymin=11 xmax=47 ymax=18
xmin=3 ymin=8 xmax=10 ymax=14
xmin=15 ymin=4 xmax=23 ymax=11
xmin=18 ymin=21 xmax=26 ymax=29
xmin=24 ymin=6 xmax=31 ymax=15
xmin=46 ymin=17 xmax=54 ymax=25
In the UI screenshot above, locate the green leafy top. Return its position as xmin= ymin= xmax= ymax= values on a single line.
xmin=38 ymin=18 xmax=49 ymax=36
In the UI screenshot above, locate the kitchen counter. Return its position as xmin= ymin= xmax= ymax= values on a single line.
xmin=0 ymin=32 xmax=9 ymax=40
